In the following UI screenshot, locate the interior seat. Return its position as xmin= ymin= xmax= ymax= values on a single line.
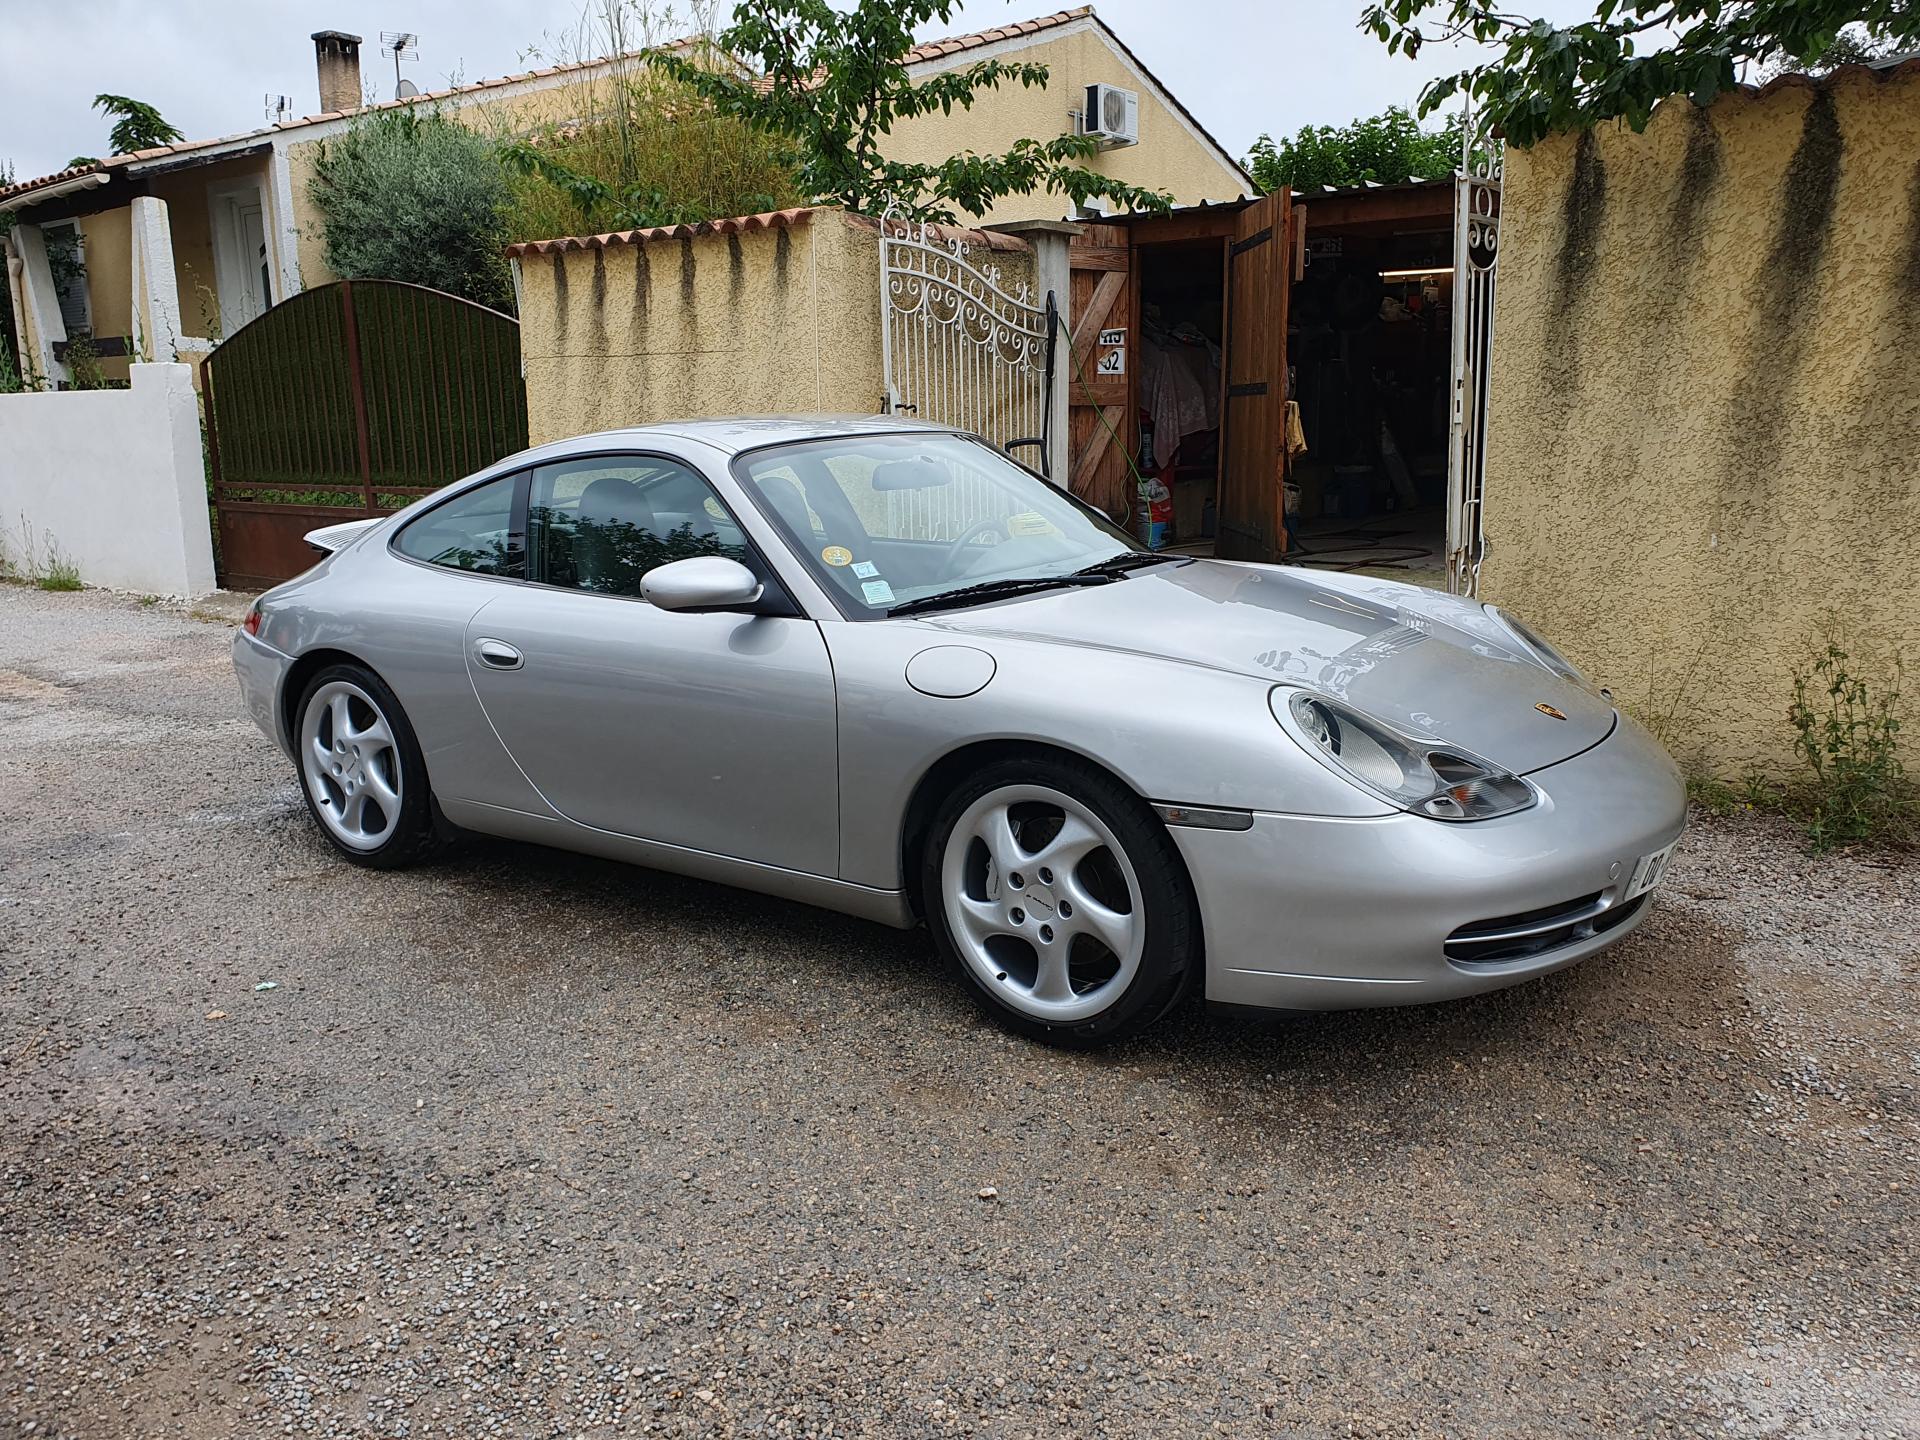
xmin=574 ymin=476 xmax=660 ymax=592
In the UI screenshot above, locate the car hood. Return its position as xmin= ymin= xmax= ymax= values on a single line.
xmin=921 ymin=560 xmax=1615 ymax=774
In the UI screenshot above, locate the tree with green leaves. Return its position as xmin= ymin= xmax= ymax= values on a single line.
xmin=1246 ymin=106 xmax=1466 ymax=193
xmin=645 ymin=0 xmax=1172 ymax=222
xmin=1362 ymin=1 xmax=1920 ymax=148
xmin=93 ymin=94 xmax=185 ymax=155
xmin=308 ymin=108 xmax=514 ymax=311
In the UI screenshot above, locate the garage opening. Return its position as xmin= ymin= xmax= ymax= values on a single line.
xmin=1283 ymin=179 xmax=1455 ymax=580
xmin=1134 ymin=237 xmax=1227 ymax=555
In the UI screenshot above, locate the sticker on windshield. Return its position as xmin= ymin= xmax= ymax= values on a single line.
xmin=861 ymin=579 xmax=897 ymax=606
xmin=821 ymin=545 xmax=854 ymax=567
xmin=1007 ymin=511 xmax=1058 ymax=537
xmin=851 ymin=561 xmax=879 ymax=579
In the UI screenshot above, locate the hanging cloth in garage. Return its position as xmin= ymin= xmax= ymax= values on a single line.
xmin=1141 ymin=337 xmax=1208 ymax=468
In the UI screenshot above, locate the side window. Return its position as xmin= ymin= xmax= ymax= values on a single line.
xmin=528 ymin=456 xmax=751 ymax=597
xmin=43 ymin=221 xmax=91 ymax=336
xmin=393 ymin=472 xmax=523 ymax=576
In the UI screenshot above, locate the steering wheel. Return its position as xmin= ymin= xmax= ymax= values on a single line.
xmin=938 ymin=517 xmax=1006 ymax=575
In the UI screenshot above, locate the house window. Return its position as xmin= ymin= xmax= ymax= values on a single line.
xmin=41 ymin=221 xmax=91 ymax=336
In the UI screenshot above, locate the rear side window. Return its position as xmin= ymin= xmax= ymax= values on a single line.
xmin=393 ymin=473 xmax=524 ymax=577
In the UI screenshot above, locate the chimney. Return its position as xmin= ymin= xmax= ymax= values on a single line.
xmin=311 ymin=30 xmax=364 ymax=114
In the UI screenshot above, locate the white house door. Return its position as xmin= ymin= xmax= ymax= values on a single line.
xmin=214 ymin=194 xmax=272 ymax=335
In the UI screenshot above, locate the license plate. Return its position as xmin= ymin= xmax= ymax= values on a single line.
xmin=1624 ymin=840 xmax=1678 ymax=900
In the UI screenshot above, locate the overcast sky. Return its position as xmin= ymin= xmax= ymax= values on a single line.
xmin=1 ymin=0 xmax=1587 ymax=184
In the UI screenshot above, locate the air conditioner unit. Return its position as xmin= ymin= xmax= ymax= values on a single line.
xmin=1081 ymin=83 xmax=1139 ymax=148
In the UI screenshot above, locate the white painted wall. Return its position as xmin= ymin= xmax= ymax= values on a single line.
xmin=0 ymin=363 xmax=217 ymax=597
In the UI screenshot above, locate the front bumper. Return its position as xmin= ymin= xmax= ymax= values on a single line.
xmin=1175 ymin=717 xmax=1686 ymax=1012
xmin=232 ymin=628 xmax=296 ymax=758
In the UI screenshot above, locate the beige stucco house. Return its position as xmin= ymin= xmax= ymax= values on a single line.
xmin=2 ymin=6 xmax=1248 ymax=388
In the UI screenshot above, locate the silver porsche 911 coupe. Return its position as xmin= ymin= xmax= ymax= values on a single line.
xmin=233 ymin=416 xmax=1684 ymax=1046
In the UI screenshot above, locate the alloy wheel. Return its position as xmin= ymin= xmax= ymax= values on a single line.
xmin=940 ymin=783 xmax=1145 ymax=1024
xmin=299 ymin=679 xmax=403 ymax=851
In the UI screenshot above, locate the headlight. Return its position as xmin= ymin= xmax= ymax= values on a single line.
xmin=1275 ymin=690 xmax=1536 ymax=822
xmin=1486 ymin=605 xmax=1584 ymax=684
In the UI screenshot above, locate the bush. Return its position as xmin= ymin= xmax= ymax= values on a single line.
xmin=498 ymin=103 xmax=801 ymax=244
xmin=1787 ymin=638 xmax=1913 ymax=851
xmin=309 ymin=108 xmax=514 ymax=312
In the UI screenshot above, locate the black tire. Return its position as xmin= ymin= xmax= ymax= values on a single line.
xmin=292 ymin=662 xmax=444 ymax=870
xmin=920 ymin=753 xmax=1199 ymax=1048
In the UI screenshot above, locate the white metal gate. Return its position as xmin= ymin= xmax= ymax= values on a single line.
xmin=1445 ymin=115 xmax=1502 ymax=597
xmin=879 ymin=207 xmax=1057 ymax=480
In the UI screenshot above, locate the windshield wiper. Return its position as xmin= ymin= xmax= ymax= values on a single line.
xmin=886 ymin=573 xmax=1114 ymax=618
xmin=1069 ymin=552 xmax=1188 ymax=579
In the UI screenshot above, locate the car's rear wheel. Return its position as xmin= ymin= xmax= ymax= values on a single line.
xmin=294 ymin=663 xmax=440 ymax=869
xmin=922 ymin=755 xmax=1198 ymax=1047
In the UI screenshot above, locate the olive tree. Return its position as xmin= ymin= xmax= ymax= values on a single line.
xmin=308 ymin=108 xmax=514 ymax=311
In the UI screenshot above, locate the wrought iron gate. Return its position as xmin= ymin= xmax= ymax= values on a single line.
xmin=203 ymin=280 xmax=526 ymax=589
xmin=879 ymin=208 xmax=1058 ymax=482
xmin=1446 ymin=115 xmax=1502 ymax=597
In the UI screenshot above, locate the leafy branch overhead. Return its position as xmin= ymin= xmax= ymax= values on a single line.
xmin=1362 ymin=0 xmax=1920 ymax=148
xmin=1246 ymin=106 xmax=1470 ymax=193
xmin=645 ymin=0 xmax=1172 ymax=223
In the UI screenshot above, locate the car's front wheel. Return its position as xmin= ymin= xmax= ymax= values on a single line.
xmin=294 ymin=663 xmax=441 ymax=869
xmin=922 ymin=755 xmax=1198 ymax=1047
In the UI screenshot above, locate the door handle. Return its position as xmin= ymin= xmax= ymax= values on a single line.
xmin=473 ymin=638 xmax=524 ymax=671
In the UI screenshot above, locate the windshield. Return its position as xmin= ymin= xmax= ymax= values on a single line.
xmin=732 ymin=432 xmax=1144 ymax=617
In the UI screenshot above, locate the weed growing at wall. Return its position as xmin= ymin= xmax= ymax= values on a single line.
xmin=1787 ymin=638 xmax=1913 ymax=851
xmin=8 ymin=514 xmax=83 ymax=592
xmin=497 ymin=0 xmax=801 ymax=243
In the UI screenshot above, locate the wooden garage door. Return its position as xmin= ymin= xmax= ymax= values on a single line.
xmin=1065 ymin=224 xmax=1135 ymax=522
xmin=1218 ymin=190 xmax=1292 ymax=562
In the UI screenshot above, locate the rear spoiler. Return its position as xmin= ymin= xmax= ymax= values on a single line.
xmin=305 ymin=517 xmax=383 ymax=555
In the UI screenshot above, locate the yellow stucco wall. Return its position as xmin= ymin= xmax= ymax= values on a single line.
xmin=883 ymin=22 xmax=1249 ymax=224
xmin=519 ymin=210 xmax=1035 ymax=446
xmin=1480 ymin=68 xmax=1920 ymax=778
xmin=76 ymin=209 xmax=131 ymax=380
xmin=147 ymin=153 xmax=274 ymax=339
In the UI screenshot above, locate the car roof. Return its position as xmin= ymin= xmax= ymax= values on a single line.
xmin=523 ymin=415 xmax=963 ymax=463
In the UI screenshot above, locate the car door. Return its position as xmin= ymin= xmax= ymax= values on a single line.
xmin=381 ymin=466 xmax=553 ymax=816
xmin=461 ymin=450 xmax=840 ymax=877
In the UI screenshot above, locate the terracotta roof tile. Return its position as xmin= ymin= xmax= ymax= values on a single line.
xmin=902 ymin=8 xmax=1091 ymax=66
xmin=504 ymin=206 xmax=815 ymax=259
xmin=1739 ymin=53 xmax=1920 ymax=98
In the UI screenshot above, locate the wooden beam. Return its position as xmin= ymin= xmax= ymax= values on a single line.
xmin=1300 ymin=186 xmax=1454 ymax=231
xmin=1071 ymin=405 xmax=1125 ymax=494
xmin=1072 ymin=378 xmax=1126 ymax=408
xmin=1069 ymin=270 xmax=1125 ymax=352
xmin=1068 ymin=245 xmax=1128 ymax=271
xmin=1125 ymin=208 xmax=1245 ymax=245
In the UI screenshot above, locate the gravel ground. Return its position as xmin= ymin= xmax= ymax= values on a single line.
xmin=2 ymin=584 xmax=1915 ymax=1440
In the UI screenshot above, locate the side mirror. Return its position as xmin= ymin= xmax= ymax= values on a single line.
xmin=640 ymin=556 xmax=764 ymax=613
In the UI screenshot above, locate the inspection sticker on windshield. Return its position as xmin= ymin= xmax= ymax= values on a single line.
xmin=1007 ymin=511 xmax=1058 ymax=537
xmin=861 ymin=579 xmax=897 ymax=606
xmin=821 ymin=545 xmax=853 ymax=567
xmin=851 ymin=561 xmax=879 ymax=578
xmin=1624 ymin=840 xmax=1677 ymax=900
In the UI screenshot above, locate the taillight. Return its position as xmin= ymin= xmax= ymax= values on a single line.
xmin=242 ymin=604 xmax=263 ymax=637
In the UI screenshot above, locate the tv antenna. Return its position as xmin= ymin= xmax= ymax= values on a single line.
xmin=264 ymin=93 xmax=293 ymax=124
xmin=380 ymin=31 xmax=420 ymax=99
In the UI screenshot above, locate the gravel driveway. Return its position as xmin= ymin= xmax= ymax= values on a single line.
xmin=2 ymin=584 xmax=1915 ymax=1439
